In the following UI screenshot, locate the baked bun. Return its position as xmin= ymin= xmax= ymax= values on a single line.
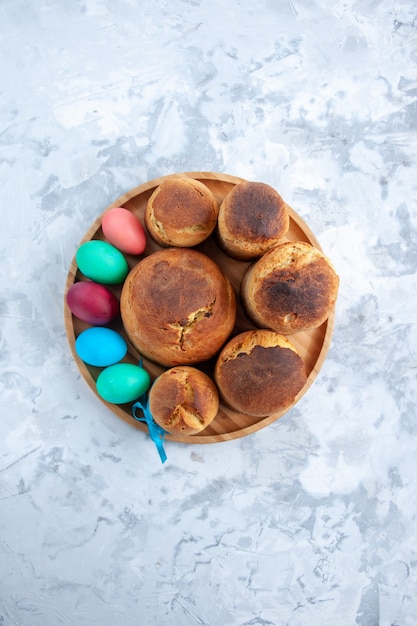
xmin=149 ymin=366 xmax=219 ymax=435
xmin=217 ymin=181 xmax=289 ymax=260
xmin=214 ymin=329 xmax=307 ymax=417
xmin=241 ymin=241 xmax=339 ymax=334
xmin=145 ymin=176 xmax=219 ymax=247
xmin=120 ymin=248 xmax=236 ymax=367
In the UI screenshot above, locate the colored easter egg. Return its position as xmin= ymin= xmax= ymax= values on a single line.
xmin=75 ymin=327 xmax=127 ymax=367
xmin=96 ymin=363 xmax=151 ymax=404
xmin=76 ymin=240 xmax=129 ymax=284
xmin=66 ymin=281 xmax=119 ymax=325
xmin=102 ymin=207 xmax=147 ymax=255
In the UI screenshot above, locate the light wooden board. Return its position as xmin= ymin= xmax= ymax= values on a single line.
xmin=64 ymin=172 xmax=336 ymax=444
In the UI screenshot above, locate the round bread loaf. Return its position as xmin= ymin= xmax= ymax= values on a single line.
xmin=120 ymin=248 xmax=236 ymax=367
xmin=217 ymin=181 xmax=289 ymax=260
xmin=145 ymin=176 xmax=219 ymax=247
xmin=214 ymin=329 xmax=307 ymax=417
xmin=241 ymin=241 xmax=339 ymax=334
xmin=149 ymin=366 xmax=219 ymax=435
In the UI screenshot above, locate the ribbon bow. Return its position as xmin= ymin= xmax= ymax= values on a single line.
xmin=132 ymin=393 xmax=167 ymax=464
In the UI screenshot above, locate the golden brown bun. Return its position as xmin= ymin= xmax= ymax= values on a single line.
xmin=120 ymin=248 xmax=236 ymax=367
xmin=241 ymin=241 xmax=339 ymax=334
xmin=214 ymin=329 xmax=307 ymax=417
xmin=149 ymin=366 xmax=219 ymax=435
xmin=217 ymin=181 xmax=289 ymax=260
xmin=145 ymin=176 xmax=219 ymax=247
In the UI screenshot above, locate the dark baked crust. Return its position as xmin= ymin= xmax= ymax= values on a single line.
xmin=241 ymin=241 xmax=339 ymax=333
xmin=145 ymin=177 xmax=219 ymax=247
xmin=214 ymin=330 xmax=307 ymax=417
xmin=120 ymin=248 xmax=236 ymax=367
xmin=217 ymin=181 xmax=289 ymax=260
xmin=149 ymin=366 xmax=219 ymax=435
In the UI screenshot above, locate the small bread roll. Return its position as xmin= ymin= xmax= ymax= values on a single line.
xmin=149 ymin=366 xmax=219 ymax=435
xmin=217 ymin=181 xmax=289 ymax=260
xmin=241 ymin=241 xmax=339 ymax=334
xmin=214 ymin=329 xmax=307 ymax=417
xmin=145 ymin=177 xmax=219 ymax=247
xmin=120 ymin=248 xmax=236 ymax=367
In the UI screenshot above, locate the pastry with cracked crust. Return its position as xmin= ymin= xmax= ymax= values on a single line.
xmin=241 ymin=241 xmax=339 ymax=334
xmin=120 ymin=248 xmax=236 ymax=367
xmin=217 ymin=180 xmax=289 ymax=260
xmin=149 ymin=366 xmax=219 ymax=435
xmin=145 ymin=176 xmax=219 ymax=247
xmin=214 ymin=329 xmax=307 ymax=417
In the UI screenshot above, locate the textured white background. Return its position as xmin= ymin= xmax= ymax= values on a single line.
xmin=1 ymin=1 xmax=417 ymax=625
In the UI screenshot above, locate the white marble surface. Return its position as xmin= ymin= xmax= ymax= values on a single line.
xmin=1 ymin=1 xmax=417 ymax=624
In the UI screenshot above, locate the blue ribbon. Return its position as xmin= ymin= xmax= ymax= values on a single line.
xmin=132 ymin=393 xmax=168 ymax=464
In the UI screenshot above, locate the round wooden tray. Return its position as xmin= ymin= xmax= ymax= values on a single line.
xmin=64 ymin=171 xmax=336 ymax=444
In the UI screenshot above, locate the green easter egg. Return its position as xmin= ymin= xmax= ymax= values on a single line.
xmin=76 ymin=240 xmax=129 ymax=284
xmin=96 ymin=363 xmax=151 ymax=404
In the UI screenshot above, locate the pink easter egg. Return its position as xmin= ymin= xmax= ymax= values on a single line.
xmin=102 ymin=207 xmax=147 ymax=255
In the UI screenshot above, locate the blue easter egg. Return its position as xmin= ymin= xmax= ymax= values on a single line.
xmin=75 ymin=327 xmax=127 ymax=367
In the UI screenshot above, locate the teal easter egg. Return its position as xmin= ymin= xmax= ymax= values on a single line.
xmin=75 ymin=327 xmax=127 ymax=367
xmin=76 ymin=240 xmax=129 ymax=284
xmin=96 ymin=363 xmax=151 ymax=404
